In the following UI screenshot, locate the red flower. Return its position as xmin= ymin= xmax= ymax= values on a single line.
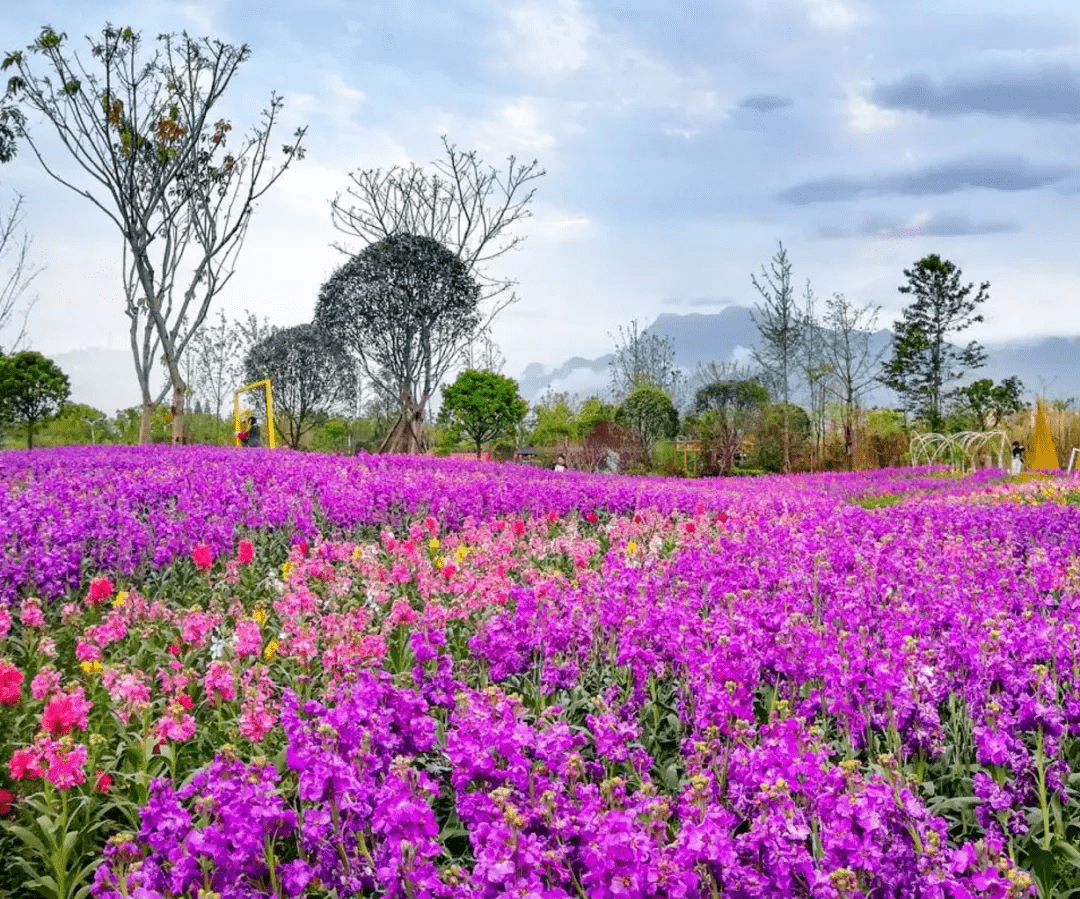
xmin=236 ymin=539 xmax=255 ymax=565
xmin=177 ymin=694 xmax=194 ymax=710
xmin=192 ymin=543 xmax=214 ymax=572
xmin=297 ymin=541 xmax=310 ymax=557
xmin=0 ymin=662 xmax=23 ymax=706
xmin=512 ymin=520 xmax=526 ymax=537
xmin=684 ymin=522 xmax=696 ymax=534
xmin=86 ymin=576 xmax=114 ymax=605
xmin=94 ymin=770 xmax=112 ymax=794
xmin=41 ymin=690 xmax=92 ymax=737
xmin=584 ymin=511 xmax=599 ymax=524
xmin=167 ymin=643 xmax=180 ymax=655
xmin=0 ymin=788 xmax=13 ymax=814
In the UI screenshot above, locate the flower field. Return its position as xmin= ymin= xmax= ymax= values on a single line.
xmin=2 ymin=446 xmax=1080 ymax=898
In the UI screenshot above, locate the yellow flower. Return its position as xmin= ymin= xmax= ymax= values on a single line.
xmin=112 ymin=591 xmax=129 ymax=608
xmin=263 ymin=639 xmax=279 ymax=662
xmin=626 ymin=540 xmax=638 ymax=555
xmin=80 ymin=660 xmax=103 ymax=675
xmin=281 ymin=560 xmax=295 ymax=579
xmin=252 ymin=608 xmax=268 ymax=626
xmin=428 ymin=537 xmax=440 ymax=550
xmin=435 ymin=556 xmax=446 ymax=569
xmin=454 ymin=544 xmax=470 ymax=564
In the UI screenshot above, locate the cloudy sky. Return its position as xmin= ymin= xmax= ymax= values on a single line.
xmin=3 ymin=0 xmax=1079 ymax=396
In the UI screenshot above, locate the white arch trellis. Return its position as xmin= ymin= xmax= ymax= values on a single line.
xmin=910 ymin=431 xmax=1011 ymax=471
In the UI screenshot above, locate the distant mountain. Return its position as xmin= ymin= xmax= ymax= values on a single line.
xmin=50 ymin=348 xmax=150 ymax=416
xmin=517 ymin=306 xmax=1079 ymax=407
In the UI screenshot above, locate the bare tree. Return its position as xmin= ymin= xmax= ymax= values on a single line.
xmin=609 ymin=319 xmax=685 ymax=404
xmin=459 ymin=327 xmax=506 ymax=374
xmin=331 ymin=136 xmax=543 ymax=324
xmin=799 ymin=281 xmax=831 ymax=470
xmin=751 ymin=241 xmax=803 ymax=472
xmin=0 ymin=192 xmax=39 ymax=350
xmin=823 ymin=292 xmax=883 ymax=468
xmin=3 ymin=25 xmax=305 ymax=443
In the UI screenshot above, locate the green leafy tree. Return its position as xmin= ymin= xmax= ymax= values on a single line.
xmin=751 ymin=402 xmax=811 ymax=473
xmin=615 ymin=384 xmax=679 ymax=460
xmin=36 ymin=402 xmax=113 ymax=445
xmin=316 ymin=234 xmax=482 ymax=453
xmin=956 ymin=376 xmax=1026 ymax=430
xmin=244 ymin=323 xmax=357 ymax=449
xmin=880 ymin=255 xmax=989 ymax=431
xmin=4 ymin=25 xmax=306 ymax=444
xmin=0 ymin=350 xmax=70 ymax=447
xmin=691 ymin=369 xmax=770 ymax=475
xmin=531 ymin=391 xmax=577 ymax=448
xmin=440 ymin=369 xmax=528 ymax=459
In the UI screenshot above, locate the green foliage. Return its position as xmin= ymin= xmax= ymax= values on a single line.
xmin=315 ymin=234 xmax=482 ymax=438
xmin=575 ymin=395 xmax=616 ymax=439
xmin=880 ymin=255 xmax=989 ymax=431
xmin=32 ymin=403 xmax=114 ymax=447
xmin=0 ymin=351 xmax=70 ymax=448
xmin=244 ymin=323 xmax=357 ymax=450
xmin=440 ymin=369 xmax=528 ymax=458
xmin=750 ymin=402 xmax=810 ymax=472
xmin=531 ymin=392 xmax=577 ymax=447
xmin=955 ymin=376 xmax=1026 ymax=431
xmin=615 ymin=384 xmax=679 ymax=459
xmin=689 ymin=377 xmax=770 ymax=475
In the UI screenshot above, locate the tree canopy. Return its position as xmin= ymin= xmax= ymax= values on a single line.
xmin=315 ymin=233 xmax=482 ymax=453
xmin=615 ymin=384 xmax=679 ymax=459
xmin=691 ymin=372 xmax=770 ymax=475
xmin=880 ymin=254 xmax=988 ymax=431
xmin=440 ymin=369 xmax=528 ymax=458
xmin=244 ymin=324 xmax=358 ymax=449
xmin=0 ymin=350 xmax=70 ymax=447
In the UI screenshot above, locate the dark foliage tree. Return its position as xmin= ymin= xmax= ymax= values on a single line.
xmin=691 ymin=367 xmax=770 ymax=475
xmin=751 ymin=242 xmax=803 ymax=472
xmin=331 ymin=137 xmax=543 ymax=324
xmin=244 ymin=323 xmax=357 ymax=449
xmin=615 ymin=384 xmax=679 ymax=460
xmin=751 ymin=402 xmax=811 ymax=473
xmin=956 ymin=376 xmax=1026 ymax=430
xmin=822 ymin=292 xmax=884 ymax=468
xmin=440 ymin=369 xmax=528 ymax=459
xmin=609 ymin=319 xmax=684 ymax=404
xmin=880 ymin=254 xmax=988 ymax=431
xmin=315 ymin=234 xmax=481 ymax=453
xmin=3 ymin=25 xmax=305 ymax=444
xmin=0 ymin=350 xmax=70 ymax=447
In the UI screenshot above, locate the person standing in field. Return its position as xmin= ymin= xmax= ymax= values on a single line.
xmin=554 ymin=454 xmax=567 ymax=471
xmin=1011 ymin=440 xmax=1024 ymax=475
xmin=239 ymin=416 xmax=261 ymax=447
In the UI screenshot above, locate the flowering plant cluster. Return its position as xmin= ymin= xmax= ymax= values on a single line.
xmin=1 ymin=446 xmax=1078 ymax=896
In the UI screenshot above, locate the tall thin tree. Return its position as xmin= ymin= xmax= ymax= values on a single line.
xmin=3 ymin=25 xmax=305 ymax=443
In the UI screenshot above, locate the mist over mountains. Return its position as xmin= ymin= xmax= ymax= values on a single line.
xmin=518 ymin=306 xmax=1080 ymax=408
xmin=52 ymin=306 xmax=1078 ymax=417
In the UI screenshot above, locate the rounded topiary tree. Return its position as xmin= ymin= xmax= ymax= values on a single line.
xmin=315 ymin=234 xmax=481 ymax=454
xmin=615 ymin=384 xmax=679 ymax=462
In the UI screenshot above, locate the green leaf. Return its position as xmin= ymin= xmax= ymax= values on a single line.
xmin=4 ymin=822 xmax=48 ymax=856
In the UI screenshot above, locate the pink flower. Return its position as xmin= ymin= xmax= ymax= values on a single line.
xmin=0 ymin=788 xmax=13 ymax=814
xmin=44 ymin=743 xmax=88 ymax=790
xmin=203 ymin=661 xmax=236 ymax=706
xmin=30 ymin=668 xmax=61 ymax=701
xmin=86 ymin=576 xmax=114 ymax=605
xmin=512 ymin=519 xmax=526 ymax=537
xmin=9 ymin=748 xmax=42 ymax=780
xmin=75 ymin=641 xmax=102 ymax=662
xmin=41 ymin=688 xmax=92 ymax=737
xmin=423 ymin=516 xmax=439 ymax=534
xmin=0 ymin=661 xmax=23 ymax=705
xmin=192 ymin=543 xmax=214 ymax=572
xmin=234 ymin=618 xmax=262 ymax=658
xmin=19 ymin=598 xmax=44 ymax=629
xmin=236 ymin=539 xmax=255 ymax=565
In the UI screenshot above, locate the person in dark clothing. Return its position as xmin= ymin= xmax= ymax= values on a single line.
xmin=239 ymin=416 xmax=261 ymax=447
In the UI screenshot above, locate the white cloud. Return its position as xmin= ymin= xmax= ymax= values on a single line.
xmin=801 ymin=0 xmax=861 ymax=33
xmin=502 ymin=0 xmax=591 ymax=76
xmin=843 ymin=85 xmax=901 ymax=133
xmin=500 ymin=99 xmax=558 ymax=151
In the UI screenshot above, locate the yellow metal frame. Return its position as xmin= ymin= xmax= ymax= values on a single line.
xmin=233 ymin=379 xmax=276 ymax=448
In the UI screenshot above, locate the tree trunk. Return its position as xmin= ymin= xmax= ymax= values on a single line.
xmin=139 ymin=404 xmax=154 ymax=444
xmin=170 ymin=382 xmax=186 ymax=445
